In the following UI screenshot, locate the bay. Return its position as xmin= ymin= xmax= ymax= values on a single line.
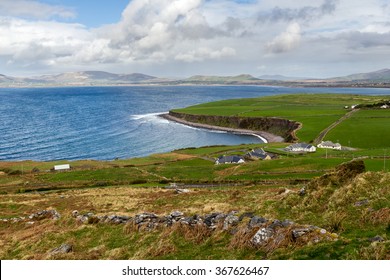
xmin=0 ymin=86 xmax=389 ymax=161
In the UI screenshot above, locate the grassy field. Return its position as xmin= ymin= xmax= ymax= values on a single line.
xmin=325 ymin=109 xmax=390 ymax=148
xmin=172 ymin=94 xmax=390 ymax=144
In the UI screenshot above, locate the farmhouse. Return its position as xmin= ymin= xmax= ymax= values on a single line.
xmin=285 ymin=143 xmax=316 ymax=153
xmin=54 ymin=164 xmax=71 ymax=171
xmin=215 ymin=155 xmax=245 ymax=165
xmin=246 ymin=148 xmax=272 ymax=160
xmin=317 ymin=141 xmax=342 ymax=150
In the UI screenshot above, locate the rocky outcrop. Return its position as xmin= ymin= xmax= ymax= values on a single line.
xmin=0 ymin=209 xmax=61 ymax=224
xmin=166 ymin=111 xmax=300 ymax=142
xmin=71 ymin=210 xmax=338 ymax=250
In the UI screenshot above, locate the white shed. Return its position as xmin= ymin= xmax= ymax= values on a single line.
xmin=54 ymin=164 xmax=71 ymax=171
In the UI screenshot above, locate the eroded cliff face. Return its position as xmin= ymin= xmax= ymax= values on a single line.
xmin=169 ymin=111 xmax=300 ymax=142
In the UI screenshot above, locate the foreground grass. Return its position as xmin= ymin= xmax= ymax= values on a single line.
xmin=0 ymin=167 xmax=388 ymax=260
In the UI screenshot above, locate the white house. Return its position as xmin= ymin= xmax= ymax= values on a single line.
xmin=317 ymin=141 xmax=342 ymax=150
xmin=381 ymin=104 xmax=389 ymax=109
xmin=285 ymin=143 xmax=316 ymax=153
xmin=54 ymin=164 xmax=71 ymax=171
xmin=215 ymin=155 xmax=245 ymax=165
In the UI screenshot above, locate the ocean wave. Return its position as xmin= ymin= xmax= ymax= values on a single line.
xmin=130 ymin=112 xmax=170 ymax=124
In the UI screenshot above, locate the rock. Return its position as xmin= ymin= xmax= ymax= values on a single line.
xmin=298 ymin=187 xmax=306 ymax=196
xmin=252 ymin=227 xmax=274 ymax=246
xmin=269 ymin=220 xmax=284 ymax=229
xmin=292 ymin=228 xmax=311 ymax=239
xmin=248 ymin=216 xmax=268 ymax=228
xmin=49 ymin=244 xmax=73 ymax=256
xmin=170 ymin=211 xmax=184 ymax=219
xmin=26 ymin=221 xmax=35 ymax=225
xmin=223 ymin=215 xmax=239 ymax=230
xmin=320 ymin=229 xmax=327 ymax=234
xmin=354 ymin=199 xmax=369 ymax=207
xmin=281 ymin=220 xmax=294 ymax=227
xmin=71 ymin=210 xmax=79 ymax=217
xmin=134 ymin=213 xmax=157 ymax=224
xmin=368 ymin=235 xmax=384 ymax=243
xmin=238 ymin=212 xmax=254 ymax=221
xmin=175 ymin=189 xmax=190 ymax=194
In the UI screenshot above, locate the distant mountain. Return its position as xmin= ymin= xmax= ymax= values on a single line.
xmin=330 ymin=69 xmax=390 ymax=81
xmin=2 ymin=69 xmax=390 ymax=88
xmin=181 ymin=74 xmax=261 ymax=84
xmin=0 ymin=71 xmax=159 ymax=87
xmin=258 ymin=74 xmax=313 ymax=81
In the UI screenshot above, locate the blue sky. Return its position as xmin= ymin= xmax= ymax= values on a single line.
xmin=38 ymin=0 xmax=129 ymax=27
xmin=1 ymin=0 xmax=390 ymax=77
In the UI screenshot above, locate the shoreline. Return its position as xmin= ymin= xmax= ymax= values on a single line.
xmin=160 ymin=113 xmax=285 ymax=143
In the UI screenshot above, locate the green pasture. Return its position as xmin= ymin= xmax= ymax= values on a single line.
xmin=173 ymin=94 xmax=390 ymax=146
xmin=325 ymin=109 xmax=390 ymax=148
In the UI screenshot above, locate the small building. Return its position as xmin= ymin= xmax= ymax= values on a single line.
xmin=380 ymin=104 xmax=389 ymax=109
xmin=246 ymin=148 xmax=272 ymax=160
xmin=54 ymin=164 xmax=71 ymax=171
xmin=317 ymin=141 xmax=342 ymax=150
xmin=285 ymin=143 xmax=316 ymax=153
xmin=215 ymin=155 xmax=245 ymax=165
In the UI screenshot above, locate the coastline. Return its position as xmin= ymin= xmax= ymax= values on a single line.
xmin=160 ymin=113 xmax=285 ymax=143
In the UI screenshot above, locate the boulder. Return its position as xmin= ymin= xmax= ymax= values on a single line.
xmin=251 ymin=227 xmax=274 ymax=246
xmin=49 ymin=244 xmax=73 ymax=256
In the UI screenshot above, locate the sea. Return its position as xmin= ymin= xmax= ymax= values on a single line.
xmin=1 ymin=86 xmax=389 ymax=161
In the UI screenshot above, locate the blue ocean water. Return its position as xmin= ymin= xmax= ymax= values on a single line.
xmin=1 ymin=86 xmax=389 ymax=161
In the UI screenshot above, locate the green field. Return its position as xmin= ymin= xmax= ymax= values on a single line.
xmin=325 ymin=109 xmax=390 ymax=148
xmin=173 ymin=94 xmax=390 ymax=145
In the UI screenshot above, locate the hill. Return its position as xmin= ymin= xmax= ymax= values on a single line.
xmin=330 ymin=68 xmax=390 ymax=81
xmin=180 ymin=74 xmax=261 ymax=84
xmin=0 ymin=71 xmax=158 ymax=87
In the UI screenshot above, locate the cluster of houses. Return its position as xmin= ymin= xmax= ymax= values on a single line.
xmin=215 ymin=140 xmax=343 ymax=165
xmin=215 ymin=148 xmax=274 ymax=165
xmin=284 ymin=140 xmax=342 ymax=153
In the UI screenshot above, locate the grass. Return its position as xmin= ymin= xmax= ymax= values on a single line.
xmin=325 ymin=109 xmax=390 ymax=148
xmin=172 ymin=94 xmax=390 ymax=144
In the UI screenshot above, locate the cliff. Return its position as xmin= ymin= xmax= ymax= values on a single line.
xmin=167 ymin=111 xmax=300 ymax=142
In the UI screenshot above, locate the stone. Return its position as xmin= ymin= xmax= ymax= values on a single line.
xmin=50 ymin=244 xmax=73 ymax=256
xmin=252 ymin=227 xmax=274 ymax=246
xmin=292 ymin=228 xmax=311 ymax=239
xmin=269 ymin=220 xmax=284 ymax=229
xmin=249 ymin=216 xmax=268 ymax=228
xmin=281 ymin=220 xmax=295 ymax=227
xmin=238 ymin=212 xmax=254 ymax=221
xmin=223 ymin=215 xmax=239 ymax=230
xmin=298 ymin=187 xmax=306 ymax=196
xmin=368 ymin=235 xmax=384 ymax=243
xmin=170 ymin=211 xmax=184 ymax=219
xmin=320 ymin=229 xmax=327 ymax=234
xmin=175 ymin=189 xmax=190 ymax=194
xmin=71 ymin=210 xmax=79 ymax=217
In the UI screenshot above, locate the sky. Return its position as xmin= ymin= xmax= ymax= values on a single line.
xmin=1 ymin=0 xmax=390 ymax=78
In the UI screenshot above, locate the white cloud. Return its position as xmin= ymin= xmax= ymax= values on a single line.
xmin=1 ymin=0 xmax=390 ymax=77
xmin=266 ymin=22 xmax=301 ymax=53
xmin=175 ymin=47 xmax=236 ymax=62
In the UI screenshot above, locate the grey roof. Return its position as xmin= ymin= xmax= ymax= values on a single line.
xmin=217 ymin=155 xmax=244 ymax=163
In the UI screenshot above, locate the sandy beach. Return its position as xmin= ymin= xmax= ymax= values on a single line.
xmin=160 ymin=113 xmax=285 ymax=143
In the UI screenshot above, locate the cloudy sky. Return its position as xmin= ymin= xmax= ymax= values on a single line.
xmin=1 ymin=0 xmax=390 ymax=78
